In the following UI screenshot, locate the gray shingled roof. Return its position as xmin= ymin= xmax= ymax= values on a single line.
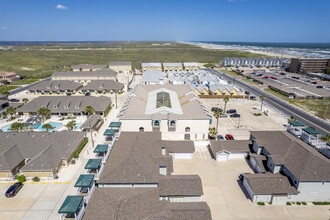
xmin=17 ymin=96 xmax=111 ymax=114
xmin=80 ymin=114 xmax=102 ymax=130
xmin=244 ymin=173 xmax=298 ymax=195
xmin=142 ymin=70 xmax=164 ymax=84
xmin=159 ymin=175 xmax=203 ymax=196
xmin=209 ymin=140 xmax=252 ymax=155
xmin=81 ymin=80 xmax=124 ymax=91
xmin=250 ymin=131 xmax=330 ymax=181
xmin=0 ymin=131 xmax=84 ymax=172
xmin=28 ymin=80 xmax=82 ymax=91
xmin=52 ymin=69 xmax=116 ymax=78
xmin=71 ymin=64 xmax=107 ymax=70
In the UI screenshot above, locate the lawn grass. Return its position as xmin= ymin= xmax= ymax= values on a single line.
xmin=241 ymin=78 xmax=262 ymax=85
xmin=0 ymin=44 xmax=269 ymax=79
xmin=11 ymin=77 xmax=42 ymax=85
xmin=222 ymin=70 xmax=242 ymax=77
xmin=0 ymin=85 xmax=21 ymax=94
xmin=264 ymin=88 xmax=330 ymax=121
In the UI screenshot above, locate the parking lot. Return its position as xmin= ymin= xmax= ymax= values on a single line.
xmin=173 ymin=147 xmax=330 ymax=220
xmin=202 ymin=98 xmax=287 ymax=140
xmin=246 ymin=71 xmax=330 ymax=99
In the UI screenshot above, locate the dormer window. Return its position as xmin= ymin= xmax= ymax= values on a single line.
xmin=53 ymin=105 xmax=58 ymax=109
xmin=46 ymin=86 xmax=51 ymax=89
xmin=64 ymin=105 xmax=68 ymax=109
xmin=75 ymin=105 xmax=79 ymax=109
xmin=153 ymin=120 xmax=160 ymax=128
xmin=55 ymin=86 xmax=59 ymax=89
xmin=169 ymin=120 xmax=176 ymax=128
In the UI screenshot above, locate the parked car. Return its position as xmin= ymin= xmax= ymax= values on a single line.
xmin=279 ymin=73 xmax=285 ymax=75
xmin=211 ymin=107 xmax=222 ymax=112
xmin=220 ymin=113 xmax=227 ymax=118
xmin=257 ymin=74 xmax=263 ymax=77
xmin=245 ymin=91 xmax=250 ymax=95
xmin=208 ymin=135 xmax=216 ymax=140
xmin=9 ymin=98 xmax=19 ymax=102
xmin=5 ymin=182 xmax=23 ymax=198
xmin=262 ymin=76 xmax=269 ymax=79
xmin=85 ymin=92 xmax=91 ymax=96
xmin=66 ymin=93 xmax=71 ymax=96
xmin=250 ymin=96 xmax=257 ymax=100
xmin=311 ymin=82 xmax=317 ymax=84
xmin=316 ymin=86 xmax=323 ymax=88
xmin=226 ymin=109 xmax=237 ymax=114
xmin=217 ymin=135 xmax=224 ymax=140
xmin=230 ymin=113 xmax=241 ymax=118
xmin=225 ymin=134 xmax=234 ymax=140
xmin=272 ymin=77 xmax=277 ymax=80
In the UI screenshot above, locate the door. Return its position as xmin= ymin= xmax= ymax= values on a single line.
xmin=272 ymin=196 xmax=287 ymax=205
xmin=184 ymin=134 xmax=190 ymax=140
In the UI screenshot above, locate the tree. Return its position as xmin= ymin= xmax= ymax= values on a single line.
xmin=10 ymin=122 xmax=25 ymax=132
xmin=288 ymin=116 xmax=296 ymax=122
xmin=66 ymin=120 xmax=77 ymax=130
xmin=85 ymin=105 xmax=95 ymax=115
xmin=1 ymin=91 xmax=10 ymax=96
xmin=22 ymin=98 xmax=29 ymax=104
xmin=209 ymin=127 xmax=217 ymax=139
xmin=5 ymin=107 xmax=16 ymax=120
xmin=213 ymin=108 xmax=222 ymax=131
xmin=42 ymin=123 xmax=54 ymax=132
xmin=260 ymin=95 xmax=265 ymax=112
xmin=37 ymin=107 xmax=51 ymax=123
xmin=223 ymin=96 xmax=229 ymax=113
xmin=320 ymin=134 xmax=330 ymax=143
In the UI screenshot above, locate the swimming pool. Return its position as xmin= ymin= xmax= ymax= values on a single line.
xmin=33 ymin=122 xmax=63 ymax=131
xmin=1 ymin=125 xmax=12 ymax=132
xmin=74 ymin=123 xmax=82 ymax=131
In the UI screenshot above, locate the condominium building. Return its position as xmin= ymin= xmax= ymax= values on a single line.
xmin=163 ymin=63 xmax=183 ymax=72
xmin=289 ymin=58 xmax=330 ymax=73
xmin=141 ymin=63 xmax=162 ymax=72
xmin=222 ymin=57 xmax=287 ymax=68
xmin=71 ymin=64 xmax=107 ymax=72
xmin=108 ymin=61 xmax=132 ymax=74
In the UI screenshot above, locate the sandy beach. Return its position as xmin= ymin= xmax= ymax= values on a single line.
xmin=183 ymin=42 xmax=302 ymax=58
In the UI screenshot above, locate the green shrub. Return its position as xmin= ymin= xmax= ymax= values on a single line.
xmin=253 ymin=113 xmax=262 ymax=116
xmin=17 ymin=175 xmax=26 ymax=182
xmin=302 ymin=202 xmax=307 ymax=205
xmin=292 ymin=202 xmax=295 ymax=204
xmin=104 ymin=105 xmax=112 ymax=117
xmin=286 ymin=202 xmax=292 ymax=205
xmin=74 ymin=138 xmax=88 ymax=158
xmin=49 ymin=92 xmax=52 ymax=95
xmin=313 ymin=202 xmax=330 ymax=205
xmin=32 ymin=176 xmax=40 ymax=182
xmin=296 ymin=202 xmax=301 ymax=205
xmin=257 ymin=202 xmax=265 ymax=206
xmin=71 ymin=159 xmax=76 ymax=165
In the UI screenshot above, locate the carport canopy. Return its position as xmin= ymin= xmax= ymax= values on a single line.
xmin=58 ymin=195 xmax=84 ymax=214
xmin=302 ymin=128 xmax=319 ymax=135
xmin=93 ymin=144 xmax=108 ymax=153
xmin=289 ymin=121 xmax=305 ymax=127
xmin=84 ymin=159 xmax=102 ymax=170
xmin=74 ymin=174 xmax=94 ymax=188
xmin=109 ymin=122 xmax=122 ymax=128
xmin=103 ymin=129 xmax=116 ymax=136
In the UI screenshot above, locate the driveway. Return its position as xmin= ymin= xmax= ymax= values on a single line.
xmin=173 ymin=147 xmax=330 ymax=220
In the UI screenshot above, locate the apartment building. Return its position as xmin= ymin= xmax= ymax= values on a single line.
xmin=289 ymin=58 xmax=330 ymax=73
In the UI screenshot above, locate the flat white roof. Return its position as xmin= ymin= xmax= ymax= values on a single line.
xmin=141 ymin=63 xmax=162 ymax=67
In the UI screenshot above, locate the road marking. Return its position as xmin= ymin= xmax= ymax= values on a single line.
xmin=0 ymin=183 xmax=4 ymax=185
xmin=64 ymin=182 xmax=71 ymax=184
xmin=41 ymin=182 xmax=49 ymax=184
xmin=54 ymin=182 xmax=62 ymax=184
xmin=7 ymin=183 xmax=14 ymax=185
xmin=30 ymin=182 xmax=38 ymax=184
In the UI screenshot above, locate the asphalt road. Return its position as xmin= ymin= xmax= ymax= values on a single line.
xmin=207 ymin=69 xmax=330 ymax=136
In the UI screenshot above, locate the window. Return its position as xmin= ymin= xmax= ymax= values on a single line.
xmin=321 ymin=182 xmax=326 ymax=186
xmin=53 ymin=105 xmax=58 ymax=109
xmin=169 ymin=120 xmax=176 ymax=128
xmin=185 ymin=127 xmax=190 ymax=132
xmin=153 ymin=120 xmax=160 ymax=128
xmin=75 ymin=105 xmax=80 ymax=109
xmin=139 ymin=127 xmax=144 ymax=132
xmin=64 ymin=105 xmax=68 ymax=109
xmin=156 ymin=92 xmax=171 ymax=108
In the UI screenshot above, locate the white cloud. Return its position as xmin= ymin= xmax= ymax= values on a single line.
xmin=1 ymin=26 xmax=7 ymax=30
xmin=56 ymin=5 xmax=68 ymax=10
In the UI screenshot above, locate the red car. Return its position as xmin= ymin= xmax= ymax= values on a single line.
xmin=273 ymin=77 xmax=277 ymax=80
xmin=263 ymin=76 xmax=269 ymax=79
xmin=225 ymin=134 xmax=234 ymax=140
xmin=279 ymin=73 xmax=285 ymax=75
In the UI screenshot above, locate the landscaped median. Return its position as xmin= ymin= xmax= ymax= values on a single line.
xmin=74 ymin=138 xmax=89 ymax=159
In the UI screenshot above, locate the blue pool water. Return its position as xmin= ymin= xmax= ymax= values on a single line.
xmin=1 ymin=125 xmax=12 ymax=132
xmin=74 ymin=123 xmax=82 ymax=131
xmin=33 ymin=122 xmax=63 ymax=131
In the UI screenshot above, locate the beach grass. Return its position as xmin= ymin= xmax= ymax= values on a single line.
xmin=0 ymin=85 xmax=21 ymax=94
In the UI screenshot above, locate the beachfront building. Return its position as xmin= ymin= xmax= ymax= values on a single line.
xmin=27 ymin=80 xmax=82 ymax=94
xmin=52 ymin=69 xmax=117 ymax=85
xmin=289 ymin=58 xmax=330 ymax=74
xmin=222 ymin=57 xmax=286 ymax=68
xmin=242 ymin=130 xmax=330 ymax=204
xmin=0 ymin=71 xmax=20 ymax=83
xmin=141 ymin=63 xmax=162 ymax=72
xmin=108 ymin=61 xmax=132 ymax=74
xmin=81 ymin=80 xmax=124 ymax=94
xmin=117 ymin=84 xmax=211 ymax=141
xmin=183 ymin=62 xmax=199 ymax=71
xmin=0 ymin=131 xmax=85 ymax=179
xmin=0 ymin=95 xmax=9 ymax=112
xmin=17 ymin=96 xmax=111 ymax=117
xmin=142 ymin=70 xmax=165 ymax=84
xmin=71 ymin=64 xmax=107 ymax=72
xmin=163 ymin=63 xmax=183 ymax=72
xmin=82 ymin=132 xmax=211 ymax=219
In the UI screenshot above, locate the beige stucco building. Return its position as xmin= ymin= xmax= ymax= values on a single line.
xmin=141 ymin=63 xmax=162 ymax=72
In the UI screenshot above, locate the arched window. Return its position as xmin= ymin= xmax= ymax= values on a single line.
xmin=185 ymin=127 xmax=190 ymax=132
xmin=153 ymin=120 xmax=160 ymax=127
xmin=139 ymin=127 xmax=144 ymax=132
xmin=169 ymin=120 xmax=176 ymax=127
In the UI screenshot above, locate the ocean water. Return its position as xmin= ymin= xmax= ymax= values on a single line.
xmin=193 ymin=41 xmax=330 ymax=58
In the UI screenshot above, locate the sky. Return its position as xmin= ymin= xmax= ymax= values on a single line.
xmin=0 ymin=0 xmax=330 ymax=42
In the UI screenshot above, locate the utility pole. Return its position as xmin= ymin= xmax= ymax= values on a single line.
xmin=324 ymin=102 xmax=329 ymax=119
xmin=89 ymin=122 xmax=94 ymax=149
xmin=115 ymin=90 xmax=118 ymax=109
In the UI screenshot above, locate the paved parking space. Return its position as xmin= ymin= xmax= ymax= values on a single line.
xmin=173 ymin=149 xmax=330 ymax=220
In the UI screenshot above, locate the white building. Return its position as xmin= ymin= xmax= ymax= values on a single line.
xmin=142 ymin=71 xmax=165 ymax=84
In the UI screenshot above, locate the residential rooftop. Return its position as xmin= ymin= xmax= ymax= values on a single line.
xmin=71 ymin=64 xmax=107 ymax=70
xmin=81 ymin=80 xmax=124 ymax=91
xmin=108 ymin=61 xmax=132 ymax=66
xmin=52 ymin=69 xmax=116 ymax=78
xmin=28 ymin=80 xmax=82 ymax=91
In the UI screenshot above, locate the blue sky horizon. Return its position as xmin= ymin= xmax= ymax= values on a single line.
xmin=1 ymin=0 xmax=330 ymax=43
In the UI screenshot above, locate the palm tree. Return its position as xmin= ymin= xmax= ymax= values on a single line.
xmin=42 ymin=123 xmax=54 ymax=132
xmin=223 ymin=97 xmax=229 ymax=113
xmin=209 ymin=127 xmax=218 ymax=139
xmin=288 ymin=116 xmax=296 ymax=122
xmin=22 ymin=98 xmax=29 ymax=104
xmin=213 ymin=108 xmax=222 ymax=131
xmin=85 ymin=105 xmax=95 ymax=115
xmin=5 ymin=107 xmax=16 ymax=120
xmin=66 ymin=120 xmax=77 ymax=130
xmin=260 ymin=95 xmax=265 ymax=112
xmin=10 ymin=122 xmax=25 ymax=132
xmin=37 ymin=107 xmax=51 ymax=123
